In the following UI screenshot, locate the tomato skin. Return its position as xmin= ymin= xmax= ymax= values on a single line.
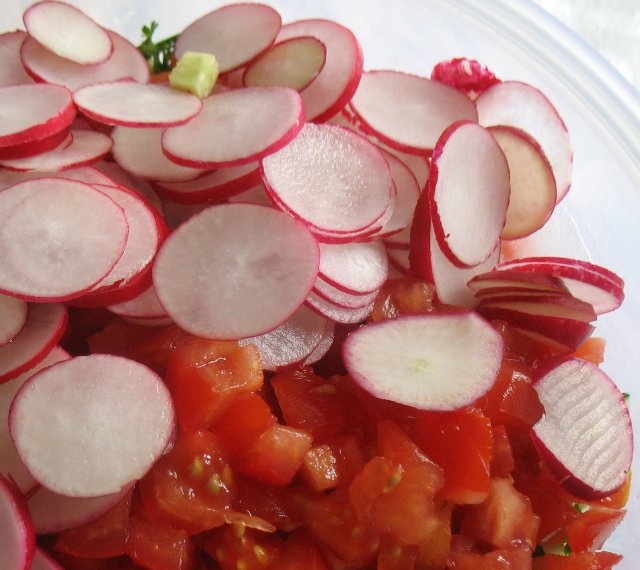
xmin=377 ymin=534 xmax=419 ymax=569
xmin=232 ymin=478 xmax=294 ymax=531
xmin=277 ymin=530 xmax=331 ymax=570
xmin=570 ymin=337 xmax=605 ymax=364
xmin=447 ymin=538 xmax=533 ymax=569
xmin=490 ymin=424 xmax=515 ymax=478
xmin=566 ymin=507 xmax=625 ymax=553
xmin=300 ymin=435 xmax=366 ymax=492
xmin=202 ymin=524 xmax=283 ymax=570
xmin=531 ymin=551 xmax=622 ymax=570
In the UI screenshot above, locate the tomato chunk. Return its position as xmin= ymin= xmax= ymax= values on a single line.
xmin=566 ymin=507 xmax=625 ymax=553
xmin=202 ymin=524 xmax=283 ymax=570
xmin=300 ymin=435 xmax=366 ymax=492
xmin=532 ymin=551 xmax=622 ymax=570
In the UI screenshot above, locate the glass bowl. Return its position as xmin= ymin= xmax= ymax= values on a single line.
xmin=3 ymin=0 xmax=639 ymax=565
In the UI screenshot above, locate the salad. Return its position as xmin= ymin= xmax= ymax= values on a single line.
xmin=0 ymin=1 xmax=636 ymax=569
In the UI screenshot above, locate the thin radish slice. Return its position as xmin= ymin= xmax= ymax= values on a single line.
xmin=276 ymin=19 xmax=363 ymax=122
xmin=532 ymin=358 xmax=633 ymax=499
xmin=23 ymin=1 xmax=113 ymax=65
xmin=0 ymin=304 xmax=67 ymax=384
xmin=153 ymin=203 xmax=319 ymax=340
xmin=0 ymin=294 xmax=28 ymax=347
xmin=0 ymin=130 xmax=112 ymax=172
xmin=112 ymin=126 xmax=205 ymax=183
xmin=243 ymin=36 xmax=326 ymax=91
xmin=27 ymin=485 xmax=131 ymax=534
xmin=10 ymin=354 xmax=175 ymax=497
xmin=0 ymin=474 xmax=35 ymax=570
xmin=306 ymin=291 xmax=374 ymax=324
xmin=0 ymin=178 xmax=128 ymax=301
xmin=161 ymin=199 xmax=210 ymax=230
xmin=386 ymin=246 xmax=411 ymax=275
xmin=313 ymin=277 xmax=379 ymax=309
xmin=176 ymin=3 xmax=282 ymax=74
xmin=32 ymin=548 xmax=63 ymax=570
xmin=477 ymin=295 xmax=597 ymax=323
xmin=154 ymin=163 xmax=260 ymax=204
xmin=162 ymin=87 xmax=304 ymax=169
xmin=239 ymin=304 xmax=329 ymax=371
xmin=475 ymin=81 xmax=572 ymax=202
xmin=468 ymin=269 xmax=568 ymax=294
xmin=227 ymin=182 xmax=273 ymax=207
xmin=20 ymin=31 xmax=149 ymax=91
xmin=303 ymin=319 xmax=336 ymax=366
xmin=498 ymin=257 xmax=624 ymax=315
xmin=73 ymin=81 xmax=202 ymax=127
xmin=0 ymin=127 xmax=71 ymax=161
xmin=108 ymin=284 xmax=168 ymax=320
xmin=348 ymin=70 xmax=478 ymax=154
xmin=1 ymin=346 xmax=70 ymax=494
xmin=0 ymin=166 xmax=117 ymax=193
xmin=0 ymin=84 xmax=75 ymax=148
xmin=429 ymin=121 xmax=510 ymax=267
xmin=489 ymin=126 xmax=556 ymax=239
xmin=261 ymin=123 xmax=392 ymax=233
xmin=343 ymin=313 xmax=503 ymax=410
xmin=0 ymin=31 xmax=34 ymax=87
xmin=318 ymin=241 xmax=389 ymax=295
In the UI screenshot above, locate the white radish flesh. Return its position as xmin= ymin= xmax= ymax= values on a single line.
xmin=108 ymin=284 xmax=168 ymax=320
xmin=430 ymin=121 xmax=510 ymax=267
xmin=0 ymin=128 xmax=71 ymax=161
xmin=0 ymin=304 xmax=67 ymax=384
xmin=261 ymin=123 xmax=393 ymax=234
xmin=0 ymin=31 xmax=34 ymax=87
xmin=153 ymin=203 xmax=319 ymax=340
xmin=303 ymin=319 xmax=336 ymax=366
xmin=306 ymin=291 xmax=374 ymax=324
xmin=162 ymin=87 xmax=304 ymax=169
xmin=313 ymin=277 xmax=379 ymax=309
xmin=9 ymin=354 xmax=175 ymax=498
xmin=468 ymin=269 xmax=568 ymax=294
xmin=0 ymin=474 xmax=35 ymax=570
xmin=176 ymin=3 xmax=282 ymax=74
xmin=532 ymin=358 xmax=633 ymax=499
xmin=0 ymin=294 xmax=28 ymax=346
xmin=475 ymin=81 xmax=572 ymax=203
xmin=386 ymin=246 xmax=411 ymax=276
xmin=477 ymin=295 xmax=597 ymax=323
xmin=23 ymin=1 xmax=113 ymax=65
xmin=318 ymin=241 xmax=388 ymax=294
xmin=343 ymin=313 xmax=503 ymax=410
xmin=73 ymin=81 xmax=202 ymax=127
xmin=348 ymin=70 xmax=478 ymax=154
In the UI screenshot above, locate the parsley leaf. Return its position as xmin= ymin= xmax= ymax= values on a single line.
xmin=138 ymin=21 xmax=178 ymax=74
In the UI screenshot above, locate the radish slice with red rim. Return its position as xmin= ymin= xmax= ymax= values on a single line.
xmin=0 ymin=31 xmax=34 ymax=87
xmin=0 ymin=303 xmax=67 ymax=384
xmin=343 ymin=313 xmax=503 ymax=410
xmin=477 ymin=294 xmax=597 ymax=323
xmin=0 ymin=127 xmax=71 ymax=161
xmin=162 ymin=87 xmax=304 ymax=169
xmin=153 ymin=203 xmax=319 ymax=340
xmin=0 ymin=130 xmax=112 ymax=172
xmin=73 ymin=81 xmax=202 ymax=128
xmin=313 ymin=277 xmax=379 ymax=309
xmin=261 ymin=123 xmax=393 ymax=234
xmin=303 ymin=319 xmax=336 ymax=366
xmin=0 ymin=178 xmax=128 ymax=301
xmin=160 ymin=199 xmax=210 ymax=230
xmin=348 ymin=70 xmax=478 ymax=154
xmin=32 ymin=547 xmax=63 ymax=570
xmin=276 ymin=18 xmax=363 ymax=122
xmin=23 ymin=1 xmax=113 ymax=65
xmin=1 ymin=346 xmax=70 ymax=494
xmin=108 ymin=284 xmax=168 ymax=320
xmin=243 ymin=35 xmax=326 ymax=90
xmin=0 ymin=294 xmax=28 ymax=346
xmin=468 ymin=269 xmax=568 ymax=293
xmin=475 ymin=81 xmax=572 ymax=203
xmin=305 ymin=291 xmax=374 ymax=324
xmin=429 ymin=121 xmax=510 ymax=268
xmin=532 ymin=358 xmax=633 ymax=499
xmin=0 ymin=84 xmax=75 ymax=148
xmin=20 ymin=31 xmax=150 ymax=91
xmin=176 ymin=3 xmax=282 ymax=74
xmin=386 ymin=246 xmax=411 ymax=276
xmin=0 ymin=473 xmax=35 ymax=570
xmin=9 ymin=354 xmax=175 ymax=497
xmin=112 ymin=126 xmax=205 ymax=183
xmin=227 ymin=182 xmax=273 ymax=207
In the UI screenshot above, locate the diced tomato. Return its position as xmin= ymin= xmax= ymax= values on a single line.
xmin=532 ymin=551 xmax=623 ymax=570
xmin=232 ymin=477 xmax=294 ymax=531
xmin=566 ymin=507 xmax=625 ymax=553
xmin=370 ymin=277 xmax=438 ymax=322
xmin=570 ymin=337 xmax=606 ymax=364
xmin=50 ymin=554 xmax=142 ymax=570
xmin=277 ymin=530 xmax=331 ymax=570
xmin=62 ymin=307 xmax=114 ymax=355
xmin=55 ymin=492 xmax=132 ymax=559
xmin=300 ymin=435 xmax=366 ymax=491
xmin=413 ymin=409 xmax=493 ymax=504
xmin=138 ymin=430 xmax=234 ymax=534
xmin=377 ymin=534 xmax=419 ymax=569
xmin=594 ymin=473 xmax=631 ymax=510
xmin=490 ymin=424 xmax=515 ymax=477
xmin=447 ymin=537 xmax=533 ymax=569
xmin=235 ymin=423 xmax=312 ymax=486
xmin=165 ymin=338 xmax=263 ymax=431
xmin=377 ymin=419 xmax=442 ymax=472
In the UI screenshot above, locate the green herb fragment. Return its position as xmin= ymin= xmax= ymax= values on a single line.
xmin=574 ymin=502 xmax=585 ymax=512
xmin=563 ymin=542 xmax=572 ymax=555
xmin=170 ymin=52 xmax=219 ymax=97
xmin=532 ymin=545 xmax=545 ymax=557
xmin=138 ymin=21 xmax=178 ymax=74
xmin=623 ymin=392 xmax=630 ymax=401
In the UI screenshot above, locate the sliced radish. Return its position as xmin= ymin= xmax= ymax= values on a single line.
xmin=0 ymin=31 xmax=34 ymax=87
xmin=243 ymin=36 xmax=326 ymax=91
xmin=348 ymin=70 xmax=478 ymax=154
xmin=261 ymin=123 xmax=392 ymax=233
xmin=32 ymin=548 xmax=63 ymax=570
xmin=343 ymin=313 xmax=503 ymax=410
xmin=73 ymin=81 xmax=202 ymax=127
xmin=10 ymin=354 xmax=175 ymax=497
xmin=176 ymin=3 xmax=282 ymax=74
xmin=0 ymin=294 xmax=28 ymax=347
xmin=478 ymin=294 xmax=597 ymax=323
xmin=20 ymin=31 xmax=149 ymax=91
xmin=160 ymin=199 xmax=210 ymax=230
xmin=0 ymin=346 xmax=70 ymax=494
xmin=0 ymin=474 xmax=35 ymax=570
xmin=498 ymin=257 xmax=624 ymax=315
xmin=468 ymin=269 xmax=568 ymax=294
xmin=227 ymin=182 xmax=273 ymax=207
xmin=0 ymin=84 xmax=75 ymax=148
xmin=313 ymin=277 xmax=379 ymax=309
xmin=108 ymin=284 xmax=168 ymax=320
xmin=386 ymin=246 xmax=411 ymax=276
xmin=0 ymin=127 xmax=71 ymax=161
xmin=239 ymin=304 xmax=329 ymax=371
xmin=162 ymin=87 xmax=304 ymax=169
xmin=23 ymin=1 xmax=113 ymax=65
xmin=532 ymin=358 xmax=633 ymax=499
xmin=0 ymin=130 xmax=112 ymax=172
xmin=27 ymin=485 xmax=131 ymax=534
xmin=153 ymin=203 xmax=319 ymax=340
xmin=303 ymin=319 xmax=336 ymax=366
xmin=429 ymin=121 xmax=510 ymax=267
xmin=475 ymin=81 xmax=572 ymax=202
xmin=0 ymin=178 xmax=128 ymax=301
xmin=305 ymin=291 xmax=374 ymax=324
xmin=111 ymin=126 xmax=205 ymax=182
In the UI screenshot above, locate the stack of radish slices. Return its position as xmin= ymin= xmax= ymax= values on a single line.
xmin=0 ymin=2 xmax=634 ymax=568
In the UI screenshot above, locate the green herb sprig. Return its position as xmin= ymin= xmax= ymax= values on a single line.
xmin=138 ymin=21 xmax=178 ymax=74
